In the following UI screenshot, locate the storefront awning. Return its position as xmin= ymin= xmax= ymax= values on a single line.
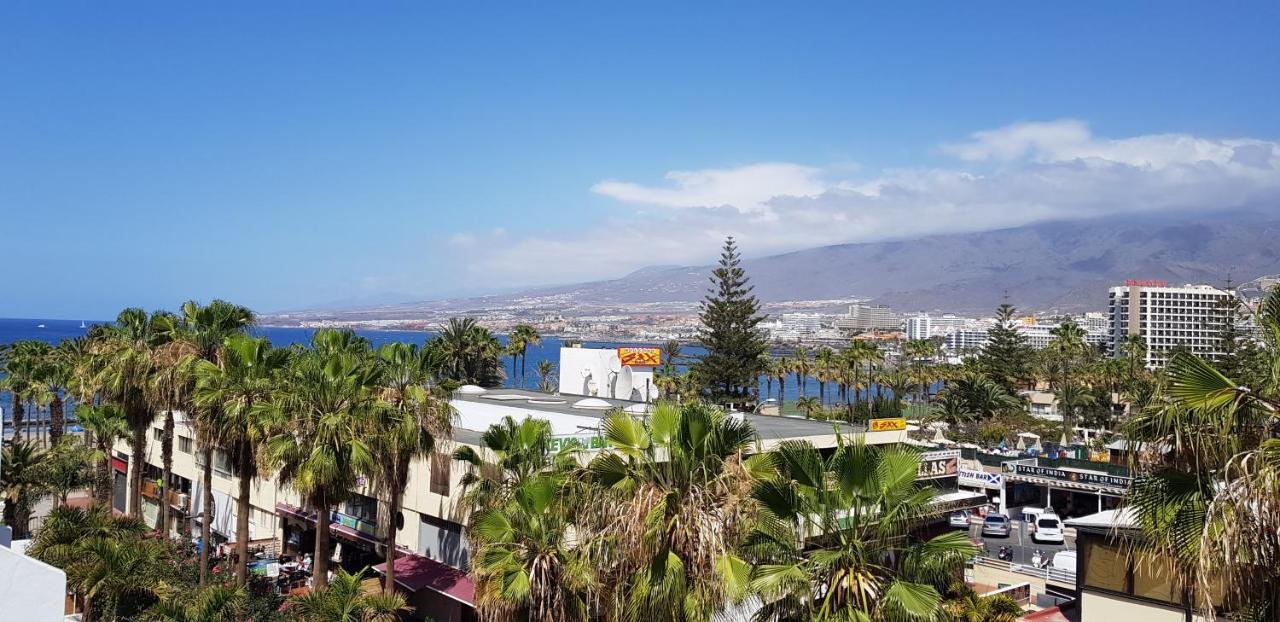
xmin=373 ymin=554 xmax=475 ymax=606
xmin=1006 ymin=474 xmax=1127 ymax=495
xmin=331 ymin=523 xmax=380 ymax=546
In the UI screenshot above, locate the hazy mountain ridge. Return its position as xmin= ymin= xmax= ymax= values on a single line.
xmin=273 ymin=209 xmax=1280 ymax=320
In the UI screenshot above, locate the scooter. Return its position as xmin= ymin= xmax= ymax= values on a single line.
xmin=997 ymin=546 xmax=1013 ymax=561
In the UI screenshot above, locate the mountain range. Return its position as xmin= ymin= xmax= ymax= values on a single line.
xmin=276 ymin=209 xmax=1280 ymax=319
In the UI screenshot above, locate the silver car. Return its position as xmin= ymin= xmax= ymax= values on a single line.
xmin=982 ymin=513 xmax=1011 ymax=537
xmin=948 ymin=510 xmax=972 ymax=528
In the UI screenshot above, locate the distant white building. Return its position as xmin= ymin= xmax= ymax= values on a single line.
xmin=905 ymin=315 xmax=932 ymax=341
xmin=944 ymin=328 xmax=991 ymax=353
xmin=1107 ymin=281 xmax=1235 ymax=367
xmin=1017 ymin=323 xmax=1110 ymax=350
xmin=835 ymin=303 xmax=899 ymax=331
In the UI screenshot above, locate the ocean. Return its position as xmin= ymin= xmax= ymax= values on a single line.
xmin=0 ymin=317 xmax=828 ymax=427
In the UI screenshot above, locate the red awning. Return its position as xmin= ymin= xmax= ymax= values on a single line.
xmin=330 ymin=523 xmax=379 ymax=545
xmin=112 ymin=457 xmax=127 ymax=473
xmin=276 ymin=502 xmax=315 ymax=523
xmin=373 ymin=554 xmax=474 ymax=606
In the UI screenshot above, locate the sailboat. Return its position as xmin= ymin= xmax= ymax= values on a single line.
xmin=36 ymin=323 xmax=46 ymax=328
xmin=80 ymin=320 xmax=87 ymax=329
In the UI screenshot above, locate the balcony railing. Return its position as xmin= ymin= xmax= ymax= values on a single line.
xmin=140 ymin=480 xmax=191 ymax=512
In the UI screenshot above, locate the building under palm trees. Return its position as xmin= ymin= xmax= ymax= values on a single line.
xmin=109 ymin=375 xmax=924 ymax=621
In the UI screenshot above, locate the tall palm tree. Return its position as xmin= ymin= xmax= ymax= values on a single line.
xmin=193 ymin=334 xmax=290 ymax=587
xmin=586 ymin=402 xmax=767 ymax=622
xmin=773 ymin=356 xmax=790 ymax=408
xmin=178 ymin=299 xmax=255 ymax=586
xmin=746 ymin=440 xmax=977 ymax=621
xmin=453 ymin=415 xmax=574 ymax=511
xmin=68 ymin=536 xmax=172 ymax=622
xmin=1 ymin=439 xmax=49 ymax=538
xmin=77 ymin=404 xmax=130 ymax=506
xmin=813 ymin=347 xmax=836 ymax=406
xmin=27 ymin=504 xmax=152 ymax=622
xmin=758 ymin=353 xmax=775 ymax=400
xmin=263 ymin=330 xmax=381 ymax=590
xmin=35 ymin=340 xmax=73 ymax=445
xmin=370 ymin=342 xmax=452 ymax=594
xmin=791 ymin=347 xmax=810 ymax=400
xmin=0 ymin=341 xmax=43 ymax=443
xmin=96 ymin=308 xmax=175 ymax=517
xmin=510 ymin=323 xmax=542 ymax=389
xmin=287 ymin=568 xmax=409 ymax=622
xmin=148 ymin=325 xmax=199 ymax=536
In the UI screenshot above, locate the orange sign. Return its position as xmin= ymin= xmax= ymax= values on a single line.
xmin=868 ymin=417 xmax=907 ymax=432
xmin=617 ymin=347 xmax=661 ymax=367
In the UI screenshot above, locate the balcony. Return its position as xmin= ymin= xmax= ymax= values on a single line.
xmin=140 ymin=480 xmax=192 ymax=512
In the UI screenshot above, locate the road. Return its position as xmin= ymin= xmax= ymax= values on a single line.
xmin=961 ymin=519 xmax=1074 ymax=569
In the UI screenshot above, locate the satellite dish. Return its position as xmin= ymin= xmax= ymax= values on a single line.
xmin=647 ymin=383 xmax=661 ymax=401
xmin=580 ymin=367 xmax=592 ymax=378
xmin=616 ymin=366 xmax=634 ymax=400
xmin=607 ymin=356 xmax=622 ymax=374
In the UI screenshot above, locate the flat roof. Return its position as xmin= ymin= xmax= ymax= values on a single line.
xmin=449 ymin=388 xmax=889 ymax=445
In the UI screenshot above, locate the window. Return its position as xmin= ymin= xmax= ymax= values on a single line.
xmin=178 ymin=436 xmax=193 ymax=454
xmin=1132 ymin=559 xmax=1181 ymax=603
xmin=430 ymin=453 xmax=451 ymax=496
xmin=154 ymin=428 xmax=164 ymax=441
xmin=1083 ymin=540 xmax=1128 ymax=592
xmin=345 ymin=494 xmax=378 ymax=523
xmin=213 ymin=451 xmax=232 ymax=477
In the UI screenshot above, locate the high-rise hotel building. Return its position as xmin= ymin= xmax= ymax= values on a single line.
xmin=1107 ymin=279 xmax=1234 ymax=368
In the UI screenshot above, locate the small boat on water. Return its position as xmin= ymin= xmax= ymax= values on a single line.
xmin=80 ymin=320 xmax=87 ymax=328
xmin=36 ymin=324 xmax=46 ymax=328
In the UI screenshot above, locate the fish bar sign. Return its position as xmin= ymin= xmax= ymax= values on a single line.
xmin=618 ymin=347 xmax=661 ymax=367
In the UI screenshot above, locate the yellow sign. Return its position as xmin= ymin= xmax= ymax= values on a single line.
xmin=618 ymin=347 xmax=661 ymax=367
xmin=868 ymin=417 xmax=907 ymax=432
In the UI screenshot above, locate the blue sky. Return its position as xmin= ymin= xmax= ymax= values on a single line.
xmin=3 ymin=2 xmax=1279 ymax=319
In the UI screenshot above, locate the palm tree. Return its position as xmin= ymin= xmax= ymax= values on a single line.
xmin=35 ymin=340 xmax=74 ymax=445
xmin=431 ymin=318 xmax=504 ymax=386
xmin=0 ymin=341 xmax=43 ymax=443
xmin=147 ymin=585 xmax=247 ymax=622
xmin=286 ymin=568 xmax=409 ymax=622
xmin=586 ymin=402 xmax=766 ymax=621
xmin=69 ymin=536 xmax=172 ymax=622
xmin=510 ymin=323 xmax=541 ymax=389
xmin=469 ymin=473 xmax=591 ymax=622
xmin=773 ymin=357 xmax=789 ymax=408
xmin=178 ymin=299 xmax=255 ymax=586
xmin=193 ymin=334 xmax=290 ymax=587
xmin=370 ymin=342 xmax=453 ymax=594
xmin=746 ymin=440 xmax=977 ymax=621
xmin=758 ymin=353 xmax=775 ymax=399
xmin=148 ymin=327 xmax=198 ymax=536
xmin=263 ymin=330 xmax=381 ymax=590
xmin=77 ymin=404 xmax=129 ymax=506
xmin=453 ymin=415 xmax=573 ymax=510
xmin=1 ymin=440 xmax=49 ymax=538
xmin=791 ymin=347 xmax=810 ymax=400
xmin=26 ymin=504 xmax=151 ymax=621
xmin=96 ymin=308 xmax=175 ymax=517
xmin=795 ymin=395 xmax=821 ymax=419
xmin=813 ymin=347 xmax=836 ymax=406
xmin=535 ymin=359 xmax=557 ymax=393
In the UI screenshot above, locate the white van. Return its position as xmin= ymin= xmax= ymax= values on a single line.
xmin=1021 ymin=507 xmax=1047 ymax=532
xmin=1051 ymin=550 xmax=1077 ymax=574
xmin=1033 ymin=513 xmax=1065 ymax=544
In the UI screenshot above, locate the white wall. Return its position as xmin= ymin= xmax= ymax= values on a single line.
xmin=557 ymin=347 xmax=655 ymax=400
xmin=0 ymin=544 xmax=66 ymax=622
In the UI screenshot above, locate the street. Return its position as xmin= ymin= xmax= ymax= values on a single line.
xmin=961 ymin=518 xmax=1074 ymax=569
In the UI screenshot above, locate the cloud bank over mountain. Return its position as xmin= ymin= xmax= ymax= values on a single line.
xmin=450 ymin=119 xmax=1280 ymax=288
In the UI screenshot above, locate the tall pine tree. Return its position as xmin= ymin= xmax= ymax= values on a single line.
xmin=692 ymin=237 xmax=768 ymax=404
xmin=977 ymin=303 xmax=1034 ymax=392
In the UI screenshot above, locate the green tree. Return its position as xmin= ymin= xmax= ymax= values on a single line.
xmin=535 ymin=359 xmax=557 ymax=393
xmin=34 ymin=437 xmax=95 ymax=506
xmin=746 ymin=440 xmax=977 ymax=621
xmin=286 ymin=568 xmax=409 ymax=622
xmin=77 ymin=404 xmax=130 ymax=506
xmin=1 ymin=439 xmax=49 ymax=538
xmin=193 ymin=334 xmax=290 ymax=587
xmin=0 ymin=341 xmax=43 ymax=442
xmin=263 ymin=330 xmax=381 ymax=590
xmin=691 ymin=237 xmax=768 ymax=403
xmin=370 ymin=342 xmax=453 ymax=594
xmin=586 ymin=402 xmax=767 ymax=621
xmin=430 ymin=318 xmax=505 ymax=387
xmin=146 ymin=584 xmax=247 ymax=622
xmin=178 ymin=299 xmax=255 ymax=586
xmin=977 ymin=304 xmax=1034 ymax=392
xmin=509 ymin=323 xmax=542 ymax=389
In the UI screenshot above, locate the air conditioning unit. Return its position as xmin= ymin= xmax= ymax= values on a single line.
xmin=178 ymin=493 xmax=190 ymax=509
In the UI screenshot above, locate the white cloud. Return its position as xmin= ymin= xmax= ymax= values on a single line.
xmin=591 ymin=162 xmax=827 ymax=213
xmin=452 ymin=120 xmax=1280 ymax=287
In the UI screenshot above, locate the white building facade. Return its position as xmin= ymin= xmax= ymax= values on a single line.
xmin=1107 ymin=280 xmax=1234 ymax=367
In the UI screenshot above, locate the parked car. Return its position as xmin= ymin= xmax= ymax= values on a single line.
xmin=982 ymin=513 xmax=1011 ymax=537
xmin=949 ymin=510 xmax=972 ymax=528
xmin=1021 ymin=506 xmax=1048 ymax=533
xmin=1033 ymin=513 xmax=1065 ymax=544
xmin=1051 ymin=550 xmax=1077 ymax=574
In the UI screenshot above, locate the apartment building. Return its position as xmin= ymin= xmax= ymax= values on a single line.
xmin=112 ymin=365 xmax=913 ymax=621
xmin=1106 ymin=280 xmax=1234 ymax=367
xmin=834 ymin=303 xmax=900 ymax=332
